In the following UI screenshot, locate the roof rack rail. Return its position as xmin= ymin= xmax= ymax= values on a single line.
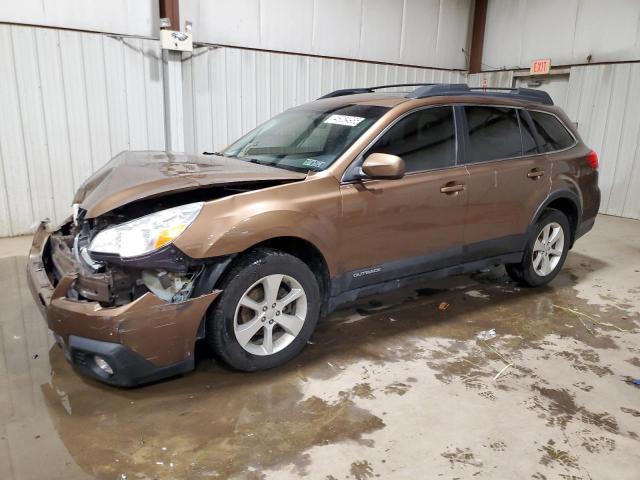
xmin=318 ymin=83 xmax=435 ymax=99
xmin=320 ymin=83 xmax=553 ymax=105
xmin=407 ymin=83 xmax=553 ymax=105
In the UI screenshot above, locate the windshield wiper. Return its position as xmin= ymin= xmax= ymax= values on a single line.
xmin=246 ymin=147 xmax=325 ymax=156
xmin=241 ymin=157 xmax=308 ymax=173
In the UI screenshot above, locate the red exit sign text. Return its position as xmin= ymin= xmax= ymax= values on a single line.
xmin=530 ymin=59 xmax=551 ymax=75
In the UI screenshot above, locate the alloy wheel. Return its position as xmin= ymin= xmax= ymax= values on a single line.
xmin=233 ymin=274 xmax=308 ymax=356
xmin=532 ymin=222 xmax=564 ymax=276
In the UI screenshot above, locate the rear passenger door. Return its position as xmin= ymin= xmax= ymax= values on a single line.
xmin=460 ymin=105 xmax=550 ymax=262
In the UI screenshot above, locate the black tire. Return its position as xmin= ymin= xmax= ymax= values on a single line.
xmin=505 ymin=208 xmax=571 ymax=287
xmin=206 ymin=248 xmax=320 ymax=371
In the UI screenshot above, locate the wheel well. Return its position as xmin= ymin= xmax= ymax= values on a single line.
xmin=252 ymin=236 xmax=331 ymax=301
xmin=544 ymin=197 xmax=579 ymax=243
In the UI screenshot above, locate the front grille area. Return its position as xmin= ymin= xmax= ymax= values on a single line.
xmin=72 ymin=350 xmax=89 ymax=366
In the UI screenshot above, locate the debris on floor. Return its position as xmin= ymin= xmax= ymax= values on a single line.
xmin=476 ymin=328 xmax=497 ymax=341
xmin=493 ymin=363 xmax=513 ymax=381
xmin=465 ymin=289 xmax=490 ymax=299
xmin=438 ymin=301 xmax=450 ymax=311
xmin=553 ymin=304 xmax=633 ymax=334
xmin=624 ymin=377 xmax=640 ymax=388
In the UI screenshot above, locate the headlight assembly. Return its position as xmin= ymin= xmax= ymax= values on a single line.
xmin=88 ymin=202 xmax=203 ymax=258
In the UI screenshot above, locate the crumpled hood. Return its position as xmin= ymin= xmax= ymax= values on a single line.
xmin=74 ymin=151 xmax=307 ymax=218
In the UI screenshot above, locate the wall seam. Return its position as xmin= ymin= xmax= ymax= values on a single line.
xmin=100 ymin=35 xmax=114 ymax=160
xmin=79 ymin=34 xmax=96 ymax=172
xmin=9 ymin=26 xmax=36 ymax=224
xmin=605 ymin=65 xmax=632 ymax=213
xmin=33 ymin=27 xmax=58 ymax=218
xmin=57 ymin=30 xmax=77 ymax=191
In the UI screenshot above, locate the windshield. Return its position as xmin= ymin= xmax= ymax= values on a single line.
xmin=223 ymin=104 xmax=389 ymax=172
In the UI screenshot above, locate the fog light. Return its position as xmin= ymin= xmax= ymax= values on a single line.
xmin=94 ymin=356 xmax=114 ymax=376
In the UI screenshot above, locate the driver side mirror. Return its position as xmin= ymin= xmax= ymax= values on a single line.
xmin=361 ymin=153 xmax=405 ymax=180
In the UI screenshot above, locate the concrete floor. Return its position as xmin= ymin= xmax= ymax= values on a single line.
xmin=1 ymin=214 xmax=639 ymax=480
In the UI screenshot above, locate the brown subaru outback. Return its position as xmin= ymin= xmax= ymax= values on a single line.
xmin=27 ymin=83 xmax=600 ymax=386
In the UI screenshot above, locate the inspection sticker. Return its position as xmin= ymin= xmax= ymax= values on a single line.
xmin=323 ymin=114 xmax=365 ymax=127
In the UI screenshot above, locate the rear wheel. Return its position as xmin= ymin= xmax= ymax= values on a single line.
xmin=206 ymin=248 xmax=320 ymax=371
xmin=505 ymin=209 xmax=571 ymax=287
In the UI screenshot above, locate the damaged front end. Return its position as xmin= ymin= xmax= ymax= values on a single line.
xmin=25 ymin=151 xmax=308 ymax=386
xmin=51 ymin=207 xmax=211 ymax=307
xmin=27 ymin=210 xmax=229 ymax=387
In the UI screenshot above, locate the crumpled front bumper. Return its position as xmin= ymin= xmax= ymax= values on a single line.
xmin=27 ymin=222 xmax=220 ymax=387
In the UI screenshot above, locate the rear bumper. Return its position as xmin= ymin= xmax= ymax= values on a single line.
xmin=27 ymin=222 xmax=220 ymax=387
xmin=575 ymin=185 xmax=600 ymax=242
xmin=575 ymin=216 xmax=596 ymax=241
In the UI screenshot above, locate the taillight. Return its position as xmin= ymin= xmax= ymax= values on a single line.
xmin=586 ymin=150 xmax=599 ymax=169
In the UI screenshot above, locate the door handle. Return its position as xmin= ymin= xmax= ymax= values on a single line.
xmin=527 ymin=169 xmax=545 ymax=179
xmin=440 ymin=183 xmax=465 ymax=194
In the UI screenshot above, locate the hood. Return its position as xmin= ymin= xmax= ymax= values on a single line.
xmin=74 ymin=151 xmax=308 ymax=218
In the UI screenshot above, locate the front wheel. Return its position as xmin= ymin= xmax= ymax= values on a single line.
xmin=505 ymin=209 xmax=571 ymax=287
xmin=206 ymin=248 xmax=320 ymax=371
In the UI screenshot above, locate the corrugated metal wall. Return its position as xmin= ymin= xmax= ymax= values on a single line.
xmin=467 ymin=71 xmax=514 ymax=89
xmin=180 ymin=0 xmax=472 ymax=70
xmin=0 ymin=24 xmax=165 ymax=236
xmin=182 ymin=46 xmax=467 ymax=154
xmin=0 ymin=0 xmax=159 ymax=38
xmin=484 ymin=0 xmax=640 ymax=69
xmin=565 ymin=63 xmax=640 ymax=219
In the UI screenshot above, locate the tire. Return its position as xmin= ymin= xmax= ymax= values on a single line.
xmin=206 ymin=248 xmax=320 ymax=371
xmin=505 ymin=208 xmax=571 ymax=287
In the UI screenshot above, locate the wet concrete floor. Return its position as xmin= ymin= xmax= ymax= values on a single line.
xmin=1 ymin=214 xmax=639 ymax=479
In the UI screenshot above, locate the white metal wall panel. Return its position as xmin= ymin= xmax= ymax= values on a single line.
xmin=179 ymin=0 xmax=472 ymax=70
xmin=467 ymin=71 xmax=514 ymax=88
xmin=565 ymin=63 xmax=640 ymax=220
xmin=0 ymin=0 xmax=159 ymax=38
xmin=0 ymin=24 xmax=165 ymax=236
xmin=484 ymin=0 xmax=640 ymax=70
xmin=182 ymin=46 xmax=466 ymax=154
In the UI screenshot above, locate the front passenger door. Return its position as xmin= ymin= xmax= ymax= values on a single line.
xmin=338 ymin=106 xmax=468 ymax=291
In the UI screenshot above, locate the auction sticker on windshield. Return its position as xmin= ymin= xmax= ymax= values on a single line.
xmin=302 ymin=158 xmax=327 ymax=169
xmin=323 ymin=114 xmax=365 ymax=127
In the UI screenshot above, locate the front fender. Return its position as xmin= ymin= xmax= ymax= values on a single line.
xmin=173 ymin=176 xmax=342 ymax=274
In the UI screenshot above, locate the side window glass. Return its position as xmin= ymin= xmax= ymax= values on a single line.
xmin=368 ymin=107 xmax=456 ymax=172
xmin=519 ymin=111 xmax=539 ymax=155
xmin=464 ymin=106 xmax=522 ymax=163
xmin=528 ymin=111 xmax=575 ymax=152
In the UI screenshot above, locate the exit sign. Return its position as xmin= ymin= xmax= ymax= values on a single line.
xmin=530 ymin=59 xmax=551 ymax=75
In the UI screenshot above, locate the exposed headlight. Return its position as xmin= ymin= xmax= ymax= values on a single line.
xmin=89 ymin=202 xmax=203 ymax=258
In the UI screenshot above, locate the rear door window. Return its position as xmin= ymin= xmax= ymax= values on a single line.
xmin=368 ymin=106 xmax=456 ymax=173
xmin=528 ymin=110 xmax=575 ymax=152
xmin=464 ymin=106 xmax=523 ymax=163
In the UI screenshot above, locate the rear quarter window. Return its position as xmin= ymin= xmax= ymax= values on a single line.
xmin=528 ymin=111 xmax=575 ymax=152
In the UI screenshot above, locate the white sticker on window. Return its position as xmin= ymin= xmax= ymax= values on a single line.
xmin=323 ymin=114 xmax=365 ymax=127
